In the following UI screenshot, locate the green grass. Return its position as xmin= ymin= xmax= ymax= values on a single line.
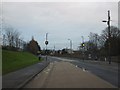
xmin=2 ymin=50 xmax=42 ymax=75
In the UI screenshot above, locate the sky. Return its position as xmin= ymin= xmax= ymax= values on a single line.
xmin=1 ymin=1 xmax=118 ymax=50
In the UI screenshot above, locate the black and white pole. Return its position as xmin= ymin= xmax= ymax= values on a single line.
xmin=45 ymin=33 xmax=48 ymax=61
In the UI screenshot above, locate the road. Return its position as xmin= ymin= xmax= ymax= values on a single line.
xmin=50 ymin=56 xmax=118 ymax=87
xmin=23 ymin=56 xmax=118 ymax=88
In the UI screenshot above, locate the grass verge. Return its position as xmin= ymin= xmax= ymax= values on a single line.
xmin=2 ymin=50 xmax=42 ymax=75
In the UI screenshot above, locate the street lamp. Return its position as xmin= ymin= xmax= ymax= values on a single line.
xmin=68 ymin=39 xmax=72 ymax=54
xmin=102 ymin=10 xmax=111 ymax=64
xmin=102 ymin=20 xmax=107 ymax=23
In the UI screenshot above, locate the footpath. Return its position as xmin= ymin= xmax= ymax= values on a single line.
xmin=24 ymin=61 xmax=116 ymax=88
xmin=2 ymin=58 xmax=49 ymax=88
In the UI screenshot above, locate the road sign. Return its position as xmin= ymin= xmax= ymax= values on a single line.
xmin=45 ymin=41 xmax=48 ymax=45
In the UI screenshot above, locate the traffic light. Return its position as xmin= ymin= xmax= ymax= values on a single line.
xmin=82 ymin=43 xmax=85 ymax=47
xmin=81 ymin=43 xmax=85 ymax=47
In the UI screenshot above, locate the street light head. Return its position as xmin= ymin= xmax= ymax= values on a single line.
xmin=102 ymin=20 xmax=107 ymax=22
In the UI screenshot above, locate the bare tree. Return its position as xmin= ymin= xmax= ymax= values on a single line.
xmin=4 ymin=26 xmax=21 ymax=48
xmin=100 ymin=26 xmax=120 ymax=47
xmin=100 ymin=26 xmax=120 ymax=56
xmin=2 ymin=34 xmax=6 ymax=46
xmin=14 ymin=30 xmax=21 ymax=48
xmin=5 ymin=26 xmax=14 ymax=47
xmin=89 ymin=32 xmax=99 ymax=49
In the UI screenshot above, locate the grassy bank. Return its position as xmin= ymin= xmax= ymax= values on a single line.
xmin=2 ymin=50 xmax=42 ymax=75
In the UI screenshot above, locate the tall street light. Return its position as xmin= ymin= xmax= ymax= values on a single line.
xmin=68 ymin=39 xmax=72 ymax=54
xmin=102 ymin=10 xmax=111 ymax=64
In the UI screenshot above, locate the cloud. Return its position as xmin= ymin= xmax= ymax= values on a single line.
xmin=2 ymin=2 xmax=118 ymax=50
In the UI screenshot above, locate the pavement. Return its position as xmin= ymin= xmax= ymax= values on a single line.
xmin=23 ymin=60 xmax=116 ymax=88
xmin=2 ymin=57 xmax=49 ymax=88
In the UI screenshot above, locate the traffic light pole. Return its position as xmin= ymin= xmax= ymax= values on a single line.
xmin=82 ymin=36 xmax=85 ymax=61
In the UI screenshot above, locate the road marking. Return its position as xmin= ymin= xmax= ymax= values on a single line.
xmin=44 ymin=68 xmax=51 ymax=74
xmin=51 ymin=56 xmax=92 ymax=73
xmin=81 ymin=67 xmax=90 ymax=72
xmin=82 ymin=68 xmax=86 ymax=72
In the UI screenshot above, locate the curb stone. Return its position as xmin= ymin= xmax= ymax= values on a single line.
xmin=2 ymin=58 xmax=50 ymax=89
xmin=18 ymin=61 xmax=50 ymax=89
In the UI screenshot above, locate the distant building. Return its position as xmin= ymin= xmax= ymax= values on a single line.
xmin=61 ymin=48 xmax=74 ymax=54
xmin=27 ymin=36 xmax=41 ymax=55
xmin=66 ymin=49 xmax=74 ymax=54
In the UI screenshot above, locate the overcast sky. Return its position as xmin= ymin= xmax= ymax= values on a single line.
xmin=2 ymin=2 xmax=118 ymax=50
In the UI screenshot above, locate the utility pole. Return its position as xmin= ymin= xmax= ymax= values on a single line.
xmin=102 ymin=10 xmax=111 ymax=64
xmin=108 ymin=10 xmax=111 ymax=64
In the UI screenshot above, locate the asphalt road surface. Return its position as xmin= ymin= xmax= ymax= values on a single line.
xmin=49 ymin=56 xmax=118 ymax=87
xmin=23 ymin=56 xmax=117 ymax=88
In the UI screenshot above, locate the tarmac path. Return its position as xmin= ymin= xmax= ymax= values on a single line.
xmin=24 ymin=60 xmax=116 ymax=88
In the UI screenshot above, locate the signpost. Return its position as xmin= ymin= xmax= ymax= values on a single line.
xmin=45 ymin=33 xmax=48 ymax=61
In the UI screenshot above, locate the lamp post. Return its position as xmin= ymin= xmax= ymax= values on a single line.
xmin=68 ymin=39 xmax=72 ymax=54
xmin=102 ymin=10 xmax=111 ymax=64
